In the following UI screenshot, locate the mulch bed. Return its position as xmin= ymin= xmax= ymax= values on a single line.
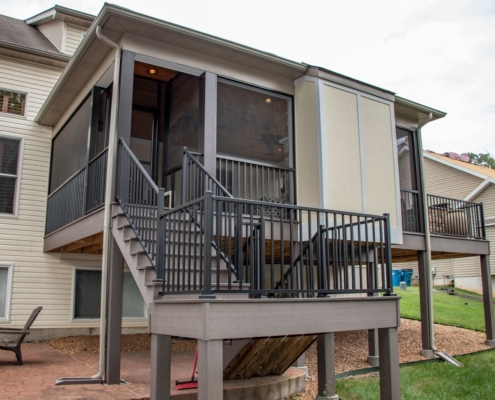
xmin=46 ymin=318 xmax=489 ymax=399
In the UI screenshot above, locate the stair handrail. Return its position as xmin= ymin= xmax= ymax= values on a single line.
xmin=116 ymin=138 xmax=165 ymax=281
xmin=181 ymin=147 xmax=233 ymax=202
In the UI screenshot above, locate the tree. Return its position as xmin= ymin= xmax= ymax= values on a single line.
xmin=468 ymin=152 xmax=495 ymax=169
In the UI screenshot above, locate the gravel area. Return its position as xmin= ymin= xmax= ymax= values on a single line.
xmin=46 ymin=319 xmax=489 ymax=399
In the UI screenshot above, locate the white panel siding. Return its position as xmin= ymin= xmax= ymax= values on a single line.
xmin=424 ymin=157 xmax=483 ymax=199
xmin=63 ymin=24 xmax=86 ymax=55
xmin=0 ymin=55 xmax=143 ymax=331
xmin=37 ymin=21 xmax=65 ymax=51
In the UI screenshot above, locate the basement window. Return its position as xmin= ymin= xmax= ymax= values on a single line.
xmin=0 ymin=264 xmax=13 ymax=322
xmin=0 ymin=90 xmax=26 ymax=116
xmin=73 ymin=269 xmax=146 ymax=320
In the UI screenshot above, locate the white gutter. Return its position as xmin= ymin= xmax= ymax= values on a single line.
xmin=91 ymin=26 xmax=121 ymax=380
xmin=416 ymin=112 xmax=437 ymax=353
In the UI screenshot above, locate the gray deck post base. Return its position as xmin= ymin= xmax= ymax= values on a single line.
xmin=317 ymin=333 xmax=338 ymax=400
xmin=367 ymin=328 xmax=379 ymax=366
xmin=105 ymin=236 xmax=124 ymax=385
xmin=480 ymin=255 xmax=495 ymax=345
xmin=292 ymin=354 xmax=309 ymax=377
xmin=198 ymin=339 xmax=223 ymax=400
xmin=420 ymin=349 xmax=435 ymax=359
xmin=150 ymin=334 xmax=171 ymax=400
xmin=378 ymin=327 xmax=400 ymax=400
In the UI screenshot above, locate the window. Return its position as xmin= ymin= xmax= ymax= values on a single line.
xmin=0 ymin=136 xmax=21 ymax=215
xmin=73 ymin=269 xmax=145 ymax=320
xmin=0 ymin=265 xmax=13 ymax=322
xmin=0 ymin=90 xmax=26 ymax=116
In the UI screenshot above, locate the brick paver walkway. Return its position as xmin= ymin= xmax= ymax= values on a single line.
xmin=0 ymin=342 xmax=305 ymax=399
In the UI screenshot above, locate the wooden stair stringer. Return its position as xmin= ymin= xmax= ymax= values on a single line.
xmin=223 ymin=334 xmax=317 ymax=380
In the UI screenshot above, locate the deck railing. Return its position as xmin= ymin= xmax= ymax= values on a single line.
xmin=400 ymin=189 xmax=422 ymax=233
xmin=45 ymin=148 xmax=108 ymax=235
xmin=158 ymin=191 xmax=394 ymax=298
xmin=427 ymin=194 xmax=485 ymax=239
xmin=116 ymin=138 xmax=164 ymax=272
xmin=216 ymin=155 xmax=295 ymax=205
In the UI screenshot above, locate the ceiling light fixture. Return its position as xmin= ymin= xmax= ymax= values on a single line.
xmin=265 ymin=98 xmax=272 ymax=104
xmin=147 ymin=68 xmax=158 ymax=75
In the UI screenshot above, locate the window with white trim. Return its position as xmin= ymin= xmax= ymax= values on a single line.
xmin=0 ymin=90 xmax=26 ymax=116
xmin=0 ymin=264 xmax=13 ymax=322
xmin=0 ymin=136 xmax=21 ymax=215
xmin=73 ymin=268 xmax=145 ymax=320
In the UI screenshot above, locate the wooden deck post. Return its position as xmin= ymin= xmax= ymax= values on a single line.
xmin=480 ymin=255 xmax=495 ymax=346
xmin=150 ymin=334 xmax=171 ymax=400
xmin=105 ymin=236 xmax=124 ymax=384
xmin=417 ymin=250 xmax=434 ymax=358
xmin=378 ymin=327 xmax=400 ymax=400
xmin=198 ymin=339 xmax=223 ymax=400
xmin=317 ymin=332 xmax=338 ymax=400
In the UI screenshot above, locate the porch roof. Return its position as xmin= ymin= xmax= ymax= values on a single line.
xmin=35 ymin=3 xmax=308 ymax=126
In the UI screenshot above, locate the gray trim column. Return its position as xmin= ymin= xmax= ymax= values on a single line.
xmin=417 ymin=250 xmax=434 ymax=358
xmin=105 ymin=236 xmax=124 ymax=385
xmin=150 ymin=333 xmax=171 ymax=400
xmin=198 ymin=71 xmax=217 ymax=179
xmin=117 ymin=50 xmax=135 ymax=144
xmin=317 ymin=333 xmax=338 ymax=400
xmin=378 ymin=327 xmax=400 ymax=400
xmin=198 ymin=339 xmax=223 ymax=400
xmin=480 ymin=255 xmax=495 ymax=346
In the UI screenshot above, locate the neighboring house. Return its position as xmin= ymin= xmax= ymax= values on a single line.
xmin=0 ymin=4 xmax=493 ymax=399
xmin=397 ymin=150 xmax=495 ymax=293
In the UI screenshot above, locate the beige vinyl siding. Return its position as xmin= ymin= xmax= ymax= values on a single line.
xmin=295 ymin=79 xmax=320 ymax=208
xmin=453 ymin=256 xmax=480 ymax=278
xmin=63 ymin=24 xmax=86 ymax=55
xmin=0 ymin=56 xmax=143 ymax=330
xmin=37 ymin=20 xmax=65 ymax=51
xmin=361 ymin=97 xmax=398 ymax=227
xmin=0 ymin=56 xmax=62 ymax=120
xmin=424 ymin=157 xmax=484 ymax=199
xmin=473 ymin=183 xmax=495 ymax=218
xmin=323 ymin=85 xmax=362 ymax=213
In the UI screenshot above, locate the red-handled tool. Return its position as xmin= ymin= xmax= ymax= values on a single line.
xmin=175 ymin=348 xmax=199 ymax=390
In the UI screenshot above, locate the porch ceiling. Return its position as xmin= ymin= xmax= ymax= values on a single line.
xmin=391 ymin=248 xmax=485 ymax=263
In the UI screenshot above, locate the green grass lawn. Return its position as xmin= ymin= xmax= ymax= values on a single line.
xmin=397 ymin=286 xmax=487 ymax=332
xmin=336 ymin=349 xmax=495 ymax=399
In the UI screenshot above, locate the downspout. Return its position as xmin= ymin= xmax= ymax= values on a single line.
xmin=55 ymin=27 xmax=122 ymax=386
xmin=91 ymin=26 xmax=122 ymax=380
xmin=416 ymin=112 xmax=436 ymax=352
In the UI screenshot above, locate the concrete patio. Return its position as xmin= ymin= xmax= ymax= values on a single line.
xmin=0 ymin=342 xmax=305 ymax=399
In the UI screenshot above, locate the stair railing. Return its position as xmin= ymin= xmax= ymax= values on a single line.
xmin=116 ymin=138 xmax=165 ymax=281
xmin=181 ymin=147 xmax=233 ymax=203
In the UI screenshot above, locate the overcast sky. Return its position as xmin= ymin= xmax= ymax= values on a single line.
xmin=3 ymin=0 xmax=495 ymax=157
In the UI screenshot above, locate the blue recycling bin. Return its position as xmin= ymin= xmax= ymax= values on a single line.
xmin=392 ymin=269 xmax=402 ymax=287
xmin=401 ymin=269 xmax=413 ymax=287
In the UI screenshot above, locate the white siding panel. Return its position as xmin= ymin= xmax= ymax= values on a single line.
xmin=63 ymin=24 xmax=86 ymax=55
xmin=37 ymin=21 xmax=65 ymax=51
xmin=453 ymin=256 xmax=480 ymax=278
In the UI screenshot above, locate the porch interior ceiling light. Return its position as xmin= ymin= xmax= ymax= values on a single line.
xmin=265 ymin=98 xmax=271 ymax=103
xmin=147 ymin=68 xmax=158 ymax=75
